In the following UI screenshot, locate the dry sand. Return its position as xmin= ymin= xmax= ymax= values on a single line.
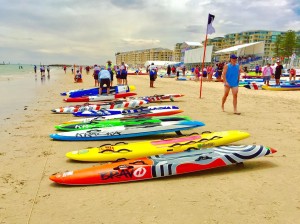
xmin=0 ymin=69 xmax=300 ymax=224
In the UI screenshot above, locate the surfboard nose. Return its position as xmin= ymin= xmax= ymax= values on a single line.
xmin=269 ymin=147 xmax=277 ymax=154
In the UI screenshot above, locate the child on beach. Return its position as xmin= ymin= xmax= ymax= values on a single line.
xmin=289 ymin=67 xmax=296 ymax=81
xmin=74 ymin=70 xmax=82 ymax=83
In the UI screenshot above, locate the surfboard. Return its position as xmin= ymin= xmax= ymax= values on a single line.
xmin=55 ymin=114 xmax=186 ymax=131
xmin=72 ymin=105 xmax=182 ymax=117
xmin=65 ymin=130 xmax=250 ymax=162
xmin=51 ymin=100 xmax=148 ymax=114
xmin=64 ymin=85 xmax=135 ymax=98
xmin=262 ymin=84 xmax=300 ymax=91
xmin=61 ymin=106 xmax=183 ymax=124
xmin=63 ymin=92 xmax=137 ymax=102
xmin=128 ymin=94 xmax=184 ymax=102
xmin=50 ymin=118 xmax=205 ymax=141
xmin=50 ymin=145 xmax=277 ymax=185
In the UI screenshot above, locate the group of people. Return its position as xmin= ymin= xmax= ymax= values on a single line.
xmin=92 ymin=61 xmax=128 ymax=94
xmin=34 ymin=65 xmax=50 ymax=78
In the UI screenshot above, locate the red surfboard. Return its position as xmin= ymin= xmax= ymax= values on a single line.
xmin=64 ymin=92 xmax=137 ymax=102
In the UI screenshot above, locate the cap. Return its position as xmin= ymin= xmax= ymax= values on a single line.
xmin=230 ymin=54 xmax=237 ymax=59
xmin=276 ymin=60 xmax=280 ymax=63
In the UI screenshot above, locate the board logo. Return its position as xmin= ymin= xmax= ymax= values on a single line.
xmin=133 ymin=167 xmax=146 ymax=178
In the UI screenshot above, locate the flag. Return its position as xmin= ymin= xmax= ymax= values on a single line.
xmin=207 ymin=14 xmax=215 ymax=35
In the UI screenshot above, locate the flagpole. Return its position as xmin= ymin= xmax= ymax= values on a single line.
xmin=200 ymin=33 xmax=208 ymax=98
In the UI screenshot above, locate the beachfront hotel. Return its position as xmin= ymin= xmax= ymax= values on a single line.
xmin=115 ymin=48 xmax=173 ymax=68
xmin=115 ymin=30 xmax=299 ymax=67
xmin=207 ymin=30 xmax=292 ymax=62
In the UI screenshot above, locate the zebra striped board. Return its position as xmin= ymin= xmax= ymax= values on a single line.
xmin=51 ymin=100 xmax=147 ymax=114
xmin=50 ymin=145 xmax=276 ymax=185
xmin=128 ymin=94 xmax=184 ymax=103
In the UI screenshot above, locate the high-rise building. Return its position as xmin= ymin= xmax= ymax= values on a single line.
xmin=115 ymin=48 xmax=173 ymax=67
xmin=205 ymin=30 xmax=287 ymax=62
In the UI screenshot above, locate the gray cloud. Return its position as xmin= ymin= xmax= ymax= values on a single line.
xmin=0 ymin=0 xmax=299 ymax=65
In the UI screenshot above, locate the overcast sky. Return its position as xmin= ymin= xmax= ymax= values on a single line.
xmin=0 ymin=0 xmax=299 ymax=65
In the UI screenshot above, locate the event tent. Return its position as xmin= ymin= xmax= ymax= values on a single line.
xmin=215 ymin=41 xmax=265 ymax=56
xmin=144 ymin=61 xmax=179 ymax=67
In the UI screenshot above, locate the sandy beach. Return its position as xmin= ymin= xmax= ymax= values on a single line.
xmin=1 ymin=69 xmax=300 ymax=224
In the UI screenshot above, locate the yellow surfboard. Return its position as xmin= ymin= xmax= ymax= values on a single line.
xmin=66 ymin=130 xmax=250 ymax=162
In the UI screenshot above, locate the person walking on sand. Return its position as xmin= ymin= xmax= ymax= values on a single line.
xmin=221 ymin=54 xmax=243 ymax=115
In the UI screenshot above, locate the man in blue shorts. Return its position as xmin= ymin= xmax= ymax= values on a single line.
xmin=221 ymin=54 xmax=242 ymax=115
xmin=98 ymin=66 xmax=111 ymax=95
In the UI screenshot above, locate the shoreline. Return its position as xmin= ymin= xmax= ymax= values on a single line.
xmin=1 ymin=69 xmax=300 ymax=223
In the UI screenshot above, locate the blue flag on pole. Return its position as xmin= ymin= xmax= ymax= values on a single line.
xmin=207 ymin=14 xmax=215 ymax=35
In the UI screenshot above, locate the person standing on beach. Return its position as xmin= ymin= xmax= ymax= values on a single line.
xmin=98 ymin=66 xmax=111 ymax=95
xmin=207 ymin=64 xmax=214 ymax=81
xmin=167 ymin=65 xmax=171 ymax=77
xmin=93 ymin=65 xmax=100 ymax=86
xmin=34 ymin=65 xmax=37 ymax=74
xmin=194 ymin=65 xmax=200 ymax=81
xmin=106 ymin=60 xmax=114 ymax=86
xmin=149 ymin=62 xmax=157 ymax=88
xmin=262 ymin=63 xmax=273 ymax=86
xmin=120 ymin=62 xmax=127 ymax=86
xmin=85 ymin=66 xmax=90 ymax=75
xmin=115 ymin=66 xmax=121 ymax=85
xmin=63 ymin=65 xmax=67 ymax=74
xmin=47 ymin=65 xmax=50 ymax=77
xmin=275 ymin=61 xmax=283 ymax=85
xmin=221 ymin=54 xmax=242 ymax=115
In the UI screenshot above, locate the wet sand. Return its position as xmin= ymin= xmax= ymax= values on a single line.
xmin=0 ymin=69 xmax=300 ymax=224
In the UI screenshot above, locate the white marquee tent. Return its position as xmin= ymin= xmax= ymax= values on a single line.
xmin=144 ymin=61 xmax=179 ymax=67
xmin=215 ymin=41 xmax=265 ymax=56
xmin=184 ymin=45 xmax=213 ymax=64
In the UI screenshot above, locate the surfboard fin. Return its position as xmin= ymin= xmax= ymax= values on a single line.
xmin=175 ymin=131 xmax=183 ymax=136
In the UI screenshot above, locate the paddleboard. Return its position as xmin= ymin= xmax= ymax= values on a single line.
xmin=50 ymin=118 xmax=205 ymax=141
xmin=129 ymin=94 xmax=184 ymax=102
xmin=262 ymin=84 xmax=300 ymax=91
xmin=61 ymin=106 xmax=183 ymax=124
xmin=56 ymin=114 xmax=186 ymax=131
xmin=72 ymin=105 xmax=182 ymax=117
xmin=50 ymin=145 xmax=277 ymax=185
xmin=64 ymin=92 xmax=137 ymax=102
xmin=51 ymin=100 xmax=147 ymax=114
xmin=67 ymin=85 xmax=135 ymax=98
xmin=66 ymin=130 xmax=250 ymax=162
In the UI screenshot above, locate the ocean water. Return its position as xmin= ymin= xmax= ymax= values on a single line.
xmin=0 ymin=64 xmax=58 ymax=126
